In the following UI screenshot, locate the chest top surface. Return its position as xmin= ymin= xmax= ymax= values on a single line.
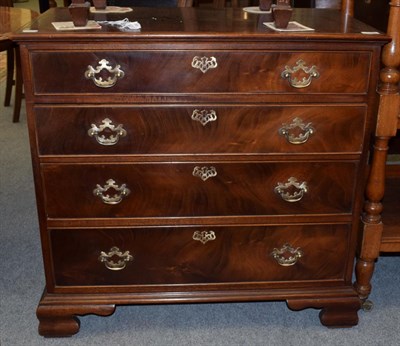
xmin=13 ymin=7 xmax=389 ymax=43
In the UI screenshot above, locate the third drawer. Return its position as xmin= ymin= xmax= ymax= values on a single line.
xmin=41 ymin=161 xmax=358 ymax=218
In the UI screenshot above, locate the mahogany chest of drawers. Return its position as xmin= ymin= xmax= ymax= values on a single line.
xmin=14 ymin=7 xmax=388 ymax=336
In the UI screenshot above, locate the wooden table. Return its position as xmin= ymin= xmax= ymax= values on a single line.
xmin=0 ymin=6 xmax=38 ymax=39
xmin=0 ymin=6 xmax=38 ymax=122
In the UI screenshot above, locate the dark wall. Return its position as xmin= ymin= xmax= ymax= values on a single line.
xmin=354 ymin=0 xmax=389 ymax=32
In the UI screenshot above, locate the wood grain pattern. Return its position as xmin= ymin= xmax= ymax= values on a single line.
xmin=30 ymin=50 xmax=371 ymax=95
xmin=34 ymin=105 xmax=367 ymax=156
xmin=14 ymin=5 xmax=388 ymax=335
xmin=49 ymin=225 xmax=350 ymax=287
xmin=41 ymin=162 xmax=357 ymax=218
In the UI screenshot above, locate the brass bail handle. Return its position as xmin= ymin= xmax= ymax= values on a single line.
xmin=281 ymin=59 xmax=319 ymax=88
xmin=88 ymin=118 xmax=127 ymax=146
xmin=98 ymin=246 xmax=133 ymax=271
xmin=279 ymin=117 xmax=315 ymax=145
xmin=274 ymin=177 xmax=308 ymax=202
xmin=93 ymin=179 xmax=131 ymax=205
xmin=85 ymin=59 xmax=125 ymax=88
xmin=271 ymin=243 xmax=303 ymax=266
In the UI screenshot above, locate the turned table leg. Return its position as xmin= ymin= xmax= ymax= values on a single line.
xmin=354 ymin=136 xmax=389 ymax=301
xmin=354 ymin=0 xmax=400 ymax=306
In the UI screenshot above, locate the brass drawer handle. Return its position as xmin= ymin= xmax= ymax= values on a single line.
xmin=191 ymin=109 xmax=217 ymax=126
xmin=193 ymin=230 xmax=216 ymax=244
xmin=191 ymin=56 xmax=218 ymax=73
xmin=99 ymin=246 xmax=133 ymax=271
xmin=192 ymin=166 xmax=217 ymax=181
xmin=281 ymin=59 xmax=319 ymax=88
xmin=88 ymin=118 xmax=127 ymax=146
xmin=274 ymin=177 xmax=308 ymax=202
xmin=85 ymin=59 xmax=125 ymax=88
xmin=93 ymin=179 xmax=130 ymax=205
xmin=278 ymin=117 xmax=315 ymax=145
xmin=271 ymin=243 xmax=303 ymax=266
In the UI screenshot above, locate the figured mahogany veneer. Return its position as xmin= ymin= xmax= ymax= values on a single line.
xmin=34 ymin=105 xmax=367 ymax=156
xmin=30 ymin=50 xmax=371 ymax=94
xmin=13 ymin=6 xmax=388 ymax=337
xmin=41 ymin=162 xmax=356 ymax=218
xmin=50 ymin=225 xmax=350 ymax=287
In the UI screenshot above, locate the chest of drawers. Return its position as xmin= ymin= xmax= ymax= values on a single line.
xmin=14 ymin=7 xmax=388 ymax=337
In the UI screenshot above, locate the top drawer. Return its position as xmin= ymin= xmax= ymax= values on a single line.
xmin=29 ymin=50 xmax=371 ymax=95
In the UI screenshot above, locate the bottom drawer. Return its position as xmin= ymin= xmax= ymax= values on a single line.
xmin=50 ymin=225 xmax=351 ymax=287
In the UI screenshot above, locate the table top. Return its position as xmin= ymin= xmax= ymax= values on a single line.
xmin=0 ymin=6 xmax=38 ymax=40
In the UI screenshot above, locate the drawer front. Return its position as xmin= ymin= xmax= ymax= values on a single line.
xmin=42 ymin=162 xmax=356 ymax=218
xmin=30 ymin=51 xmax=371 ymax=94
xmin=35 ymin=105 xmax=366 ymax=156
xmin=50 ymin=225 xmax=350 ymax=286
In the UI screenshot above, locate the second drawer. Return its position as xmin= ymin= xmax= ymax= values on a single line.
xmin=34 ymin=105 xmax=367 ymax=156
